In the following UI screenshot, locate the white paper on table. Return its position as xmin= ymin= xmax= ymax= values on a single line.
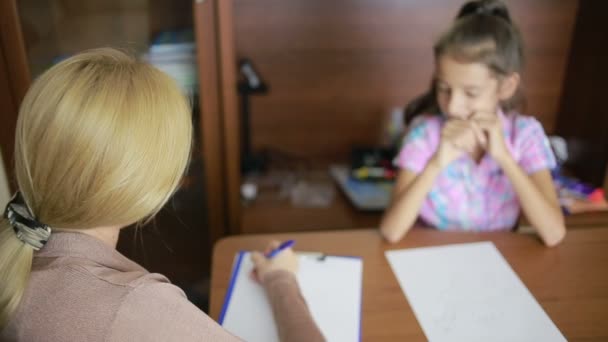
xmin=385 ymin=242 xmax=566 ymax=342
xmin=220 ymin=252 xmax=362 ymax=342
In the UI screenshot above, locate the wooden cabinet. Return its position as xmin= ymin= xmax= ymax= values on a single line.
xmin=605 ymin=167 xmax=608 ymax=194
xmin=555 ymin=0 xmax=608 ymax=189
xmin=0 ymin=0 xmax=29 ymax=187
xmin=207 ymin=0 xmax=608 ymax=235
xmin=2 ymin=0 xmax=608 ymax=277
xmin=0 ymin=0 xmax=222 ymax=284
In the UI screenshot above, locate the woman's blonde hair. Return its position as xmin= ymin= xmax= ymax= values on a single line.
xmin=0 ymin=48 xmax=193 ymax=328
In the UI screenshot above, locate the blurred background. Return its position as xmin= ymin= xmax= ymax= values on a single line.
xmin=1 ymin=0 xmax=607 ymax=312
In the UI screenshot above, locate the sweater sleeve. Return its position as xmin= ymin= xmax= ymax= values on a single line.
xmin=108 ymin=280 xmax=242 ymax=342
xmin=261 ymin=270 xmax=326 ymax=342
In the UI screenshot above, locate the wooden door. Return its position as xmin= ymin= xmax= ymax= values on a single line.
xmin=0 ymin=0 xmax=30 ymax=190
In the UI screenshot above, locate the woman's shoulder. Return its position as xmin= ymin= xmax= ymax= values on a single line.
xmin=6 ymin=259 xmax=180 ymax=341
xmin=110 ymin=276 xmax=238 ymax=341
xmin=115 ymin=272 xmax=191 ymax=315
xmin=124 ymin=273 xmax=187 ymax=299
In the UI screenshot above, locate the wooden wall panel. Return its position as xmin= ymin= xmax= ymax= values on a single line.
xmin=0 ymin=47 xmax=19 ymax=189
xmin=0 ymin=0 xmax=31 ymax=189
xmin=194 ymin=0 xmax=228 ymax=248
xmin=218 ymin=0 xmax=243 ymax=233
xmin=233 ymin=0 xmax=577 ymax=160
xmin=555 ymin=0 xmax=608 ymax=186
xmin=149 ymin=0 xmax=193 ymax=38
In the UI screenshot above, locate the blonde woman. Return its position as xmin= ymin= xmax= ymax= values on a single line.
xmin=0 ymin=49 xmax=324 ymax=342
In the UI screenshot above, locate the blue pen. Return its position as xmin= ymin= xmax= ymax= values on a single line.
xmin=266 ymin=240 xmax=296 ymax=259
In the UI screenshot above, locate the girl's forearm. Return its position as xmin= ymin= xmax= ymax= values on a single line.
xmin=380 ymin=160 xmax=443 ymax=243
xmin=498 ymin=156 xmax=566 ymax=246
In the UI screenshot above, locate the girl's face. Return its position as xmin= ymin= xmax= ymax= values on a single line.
xmin=435 ymin=55 xmax=518 ymax=120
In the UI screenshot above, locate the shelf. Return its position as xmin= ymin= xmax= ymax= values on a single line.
xmin=564 ymin=210 xmax=608 ymax=228
xmin=17 ymin=0 xmax=193 ymax=77
xmin=240 ymin=169 xmax=382 ymax=234
xmin=241 ymin=166 xmax=608 ymax=235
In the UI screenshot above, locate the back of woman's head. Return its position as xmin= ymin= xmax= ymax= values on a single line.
xmin=1 ymin=48 xmax=192 ymax=328
xmin=405 ymin=0 xmax=524 ymax=123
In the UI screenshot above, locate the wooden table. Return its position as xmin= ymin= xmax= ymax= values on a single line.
xmin=210 ymin=228 xmax=608 ymax=341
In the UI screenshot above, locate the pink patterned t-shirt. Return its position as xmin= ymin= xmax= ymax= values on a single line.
xmin=395 ymin=110 xmax=556 ymax=231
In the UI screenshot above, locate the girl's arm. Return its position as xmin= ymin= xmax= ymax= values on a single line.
xmin=380 ymin=162 xmax=442 ymax=243
xmin=498 ymin=157 xmax=566 ymax=246
xmin=380 ymin=119 xmax=478 ymax=243
xmin=473 ymin=115 xmax=566 ymax=246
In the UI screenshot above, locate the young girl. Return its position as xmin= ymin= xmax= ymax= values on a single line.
xmin=0 ymin=49 xmax=323 ymax=341
xmin=380 ymin=0 xmax=566 ymax=246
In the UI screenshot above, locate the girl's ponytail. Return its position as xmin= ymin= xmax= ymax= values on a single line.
xmin=0 ymin=212 xmax=35 ymax=328
xmin=457 ymin=0 xmax=512 ymax=23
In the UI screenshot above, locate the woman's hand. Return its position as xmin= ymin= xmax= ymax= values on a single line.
xmin=251 ymin=240 xmax=299 ymax=282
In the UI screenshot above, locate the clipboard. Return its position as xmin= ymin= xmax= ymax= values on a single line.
xmin=219 ymin=251 xmax=363 ymax=342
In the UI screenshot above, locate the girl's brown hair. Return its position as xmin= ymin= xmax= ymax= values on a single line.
xmin=405 ymin=0 xmax=524 ymax=124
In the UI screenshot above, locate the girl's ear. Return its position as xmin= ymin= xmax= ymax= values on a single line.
xmin=498 ymin=72 xmax=520 ymax=100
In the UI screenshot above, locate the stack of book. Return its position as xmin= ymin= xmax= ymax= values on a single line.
xmin=554 ymin=172 xmax=608 ymax=214
xmin=143 ymin=30 xmax=198 ymax=97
